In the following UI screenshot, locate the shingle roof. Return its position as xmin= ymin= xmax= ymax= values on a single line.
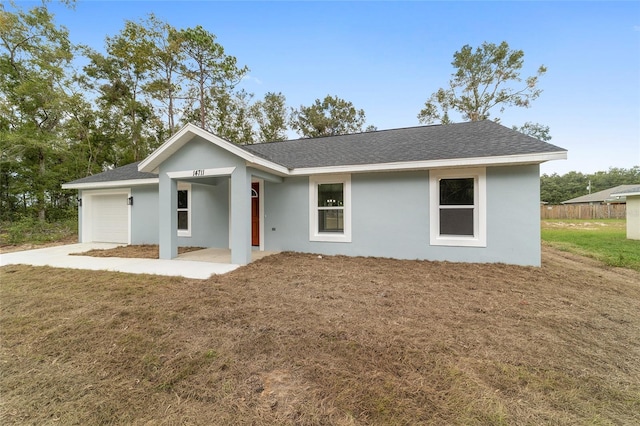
xmin=64 ymin=121 xmax=566 ymax=186
xmin=241 ymin=120 xmax=566 ymax=169
xmin=562 ymin=184 xmax=640 ymax=204
xmin=611 ymin=186 xmax=640 ymax=196
xmin=65 ymin=162 xmax=157 ymax=185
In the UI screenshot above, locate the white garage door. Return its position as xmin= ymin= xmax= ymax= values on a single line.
xmin=90 ymin=193 xmax=129 ymax=243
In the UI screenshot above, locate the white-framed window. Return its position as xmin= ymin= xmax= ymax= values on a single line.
xmin=177 ymin=182 xmax=191 ymax=237
xmin=429 ymin=168 xmax=486 ymax=247
xmin=309 ymin=174 xmax=351 ymax=243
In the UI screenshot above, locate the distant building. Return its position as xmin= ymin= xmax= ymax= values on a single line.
xmin=611 ymin=186 xmax=640 ymax=240
xmin=562 ymin=184 xmax=640 ymax=205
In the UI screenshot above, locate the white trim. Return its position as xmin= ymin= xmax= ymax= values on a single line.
xmin=177 ymin=182 xmax=191 ymax=237
xmin=309 ymin=174 xmax=352 ymax=243
xmin=138 ymin=123 xmax=289 ymax=175
xmin=429 ymin=167 xmax=487 ymax=247
xmin=80 ymin=188 xmax=131 ymax=245
xmin=611 ymin=191 xmax=640 ymax=197
xmin=228 ymin=182 xmax=232 ymax=249
xmin=166 ymin=167 xmax=235 ymax=179
xmin=62 ymin=178 xmax=158 ymax=190
xmin=290 ymin=151 xmax=567 ymax=176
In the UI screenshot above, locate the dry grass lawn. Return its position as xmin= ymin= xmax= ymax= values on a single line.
xmin=1 ymin=247 xmax=639 ymax=425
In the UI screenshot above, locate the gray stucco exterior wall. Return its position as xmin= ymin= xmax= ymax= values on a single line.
xmin=129 ymin=182 xmax=231 ymax=248
xmin=263 ymin=164 xmax=541 ymax=266
xmin=181 ymin=180 xmax=229 ymax=248
xmin=131 ymin=185 xmax=159 ymax=244
xmin=486 ymin=164 xmax=541 ymax=265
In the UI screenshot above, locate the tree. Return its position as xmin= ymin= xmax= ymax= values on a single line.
xmin=252 ymin=92 xmax=288 ymax=142
xmin=140 ymin=14 xmax=185 ymax=136
xmin=208 ymin=88 xmax=255 ymax=144
xmin=418 ymin=41 xmax=547 ymax=124
xmin=83 ymin=19 xmax=159 ymax=164
xmin=180 ymin=25 xmax=248 ymax=130
xmin=290 ymin=95 xmax=368 ymax=138
xmin=0 ymin=2 xmax=76 ymax=221
xmin=513 ymin=121 xmax=551 ymax=141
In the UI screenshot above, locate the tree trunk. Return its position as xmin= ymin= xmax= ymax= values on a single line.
xmin=199 ymin=62 xmax=206 ymax=129
xmin=167 ymin=72 xmax=175 ymax=134
xmin=38 ymin=150 xmax=46 ymax=222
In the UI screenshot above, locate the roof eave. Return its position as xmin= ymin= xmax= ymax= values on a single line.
xmin=612 ymin=192 xmax=640 ymax=197
xmin=61 ymin=178 xmax=159 ymax=190
xmin=287 ymin=151 xmax=567 ymax=176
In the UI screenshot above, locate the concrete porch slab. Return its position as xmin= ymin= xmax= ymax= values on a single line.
xmin=0 ymin=243 xmax=267 ymax=279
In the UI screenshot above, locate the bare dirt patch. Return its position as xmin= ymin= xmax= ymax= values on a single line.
xmin=542 ymin=220 xmax=624 ymax=230
xmin=71 ymin=244 xmax=205 ymax=259
xmin=1 ymin=246 xmax=639 ymax=425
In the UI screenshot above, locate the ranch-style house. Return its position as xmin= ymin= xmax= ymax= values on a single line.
xmin=62 ymin=120 xmax=567 ymax=266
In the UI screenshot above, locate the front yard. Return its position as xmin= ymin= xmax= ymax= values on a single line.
xmin=1 ymin=246 xmax=639 ymax=425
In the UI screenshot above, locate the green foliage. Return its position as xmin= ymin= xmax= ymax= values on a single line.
xmin=541 ymin=167 xmax=640 ymax=204
xmin=0 ymin=1 xmax=78 ymax=221
xmin=1 ymin=216 xmax=77 ymax=244
xmin=418 ymin=41 xmax=546 ymax=124
xmin=252 ymin=92 xmax=288 ymax=142
xmin=290 ymin=94 xmax=368 ymax=138
xmin=541 ymin=220 xmax=640 ymax=271
xmin=83 ymin=18 xmax=159 ymax=163
xmin=140 ymin=14 xmax=186 ymax=136
xmin=512 ymin=121 xmax=552 ymax=141
xmin=207 ymin=88 xmax=255 ymax=144
xmin=180 ymin=25 xmax=248 ymax=131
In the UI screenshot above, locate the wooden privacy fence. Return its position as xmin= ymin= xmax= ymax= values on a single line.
xmin=541 ymin=204 xmax=627 ymax=220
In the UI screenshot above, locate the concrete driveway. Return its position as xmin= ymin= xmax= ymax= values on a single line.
xmin=0 ymin=243 xmax=240 ymax=279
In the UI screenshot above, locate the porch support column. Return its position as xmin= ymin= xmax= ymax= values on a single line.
xmin=159 ymin=173 xmax=178 ymax=259
xmin=230 ymin=167 xmax=252 ymax=265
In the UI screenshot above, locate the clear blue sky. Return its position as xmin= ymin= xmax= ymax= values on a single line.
xmin=30 ymin=1 xmax=640 ymax=175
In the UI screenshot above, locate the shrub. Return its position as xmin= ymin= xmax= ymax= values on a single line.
xmin=0 ymin=217 xmax=77 ymax=245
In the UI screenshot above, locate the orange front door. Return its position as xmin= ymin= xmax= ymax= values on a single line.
xmin=251 ymin=182 xmax=259 ymax=246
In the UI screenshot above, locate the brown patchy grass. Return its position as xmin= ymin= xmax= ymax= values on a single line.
xmin=71 ymin=244 xmax=205 ymax=259
xmin=1 ymin=247 xmax=639 ymax=425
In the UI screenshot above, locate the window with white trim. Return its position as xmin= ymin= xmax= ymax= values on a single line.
xmin=430 ymin=168 xmax=486 ymax=247
xmin=309 ymin=174 xmax=351 ymax=242
xmin=177 ymin=182 xmax=191 ymax=237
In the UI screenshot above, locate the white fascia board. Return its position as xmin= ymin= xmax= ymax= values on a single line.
xmin=611 ymin=191 xmax=640 ymax=197
xmin=245 ymin=161 xmax=289 ymax=178
xmin=61 ymin=178 xmax=159 ymax=190
xmin=138 ymin=123 xmax=289 ymax=176
xmin=288 ymin=151 xmax=568 ymax=176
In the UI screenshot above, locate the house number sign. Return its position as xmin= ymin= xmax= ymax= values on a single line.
xmin=167 ymin=167 xmax=235 ymax=180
